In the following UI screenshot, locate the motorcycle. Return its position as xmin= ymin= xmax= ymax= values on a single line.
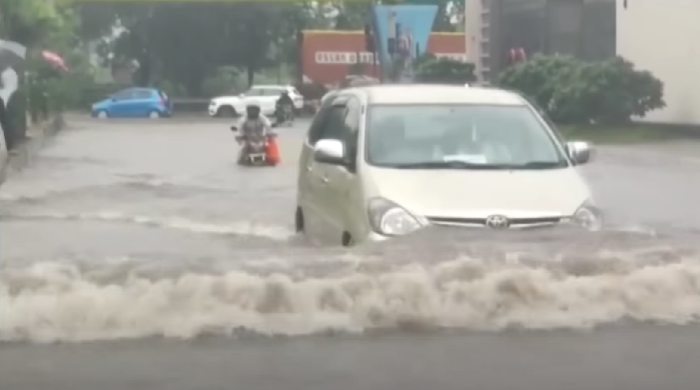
xmin=274 ymin=104 xmax=294 ymax=127
xmin=230 ymin=124 xmax=279 ymax=167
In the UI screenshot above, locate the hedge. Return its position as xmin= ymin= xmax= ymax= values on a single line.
xmin=498 ymin=54 xmax=665 ymax=125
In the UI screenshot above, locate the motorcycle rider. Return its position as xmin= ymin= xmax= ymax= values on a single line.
xmin=234 ymin=100 xmax=273 ymax=164
xmin=275 ymin=90 xmax=295 ymax=124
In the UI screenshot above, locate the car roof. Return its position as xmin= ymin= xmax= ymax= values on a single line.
xmin=121 ymin=87 xmax=158 ymax=93
xmin=345 ymin=84 xmax=526 ymax=106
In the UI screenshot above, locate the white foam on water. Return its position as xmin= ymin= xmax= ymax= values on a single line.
xmin=3 ymin=211 xmax=294 ymax=240
xmin=3 ymin=257 xmax=700 ymax=343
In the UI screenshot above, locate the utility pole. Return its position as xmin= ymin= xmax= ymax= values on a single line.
xmin=364 ymin=22 xmax=377 ymax=79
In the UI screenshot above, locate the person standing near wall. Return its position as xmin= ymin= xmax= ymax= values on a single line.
xmin=0 ymin=40 xmax=27 ymax=151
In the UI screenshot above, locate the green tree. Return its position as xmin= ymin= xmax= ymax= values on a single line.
xmin=499 ymin=54 xmax=665 ymax=125
xmin=82 ymin=2 xmax=314 ymax=94
xmin=334 ymin=2 xmax=369 ymax=30
xmin=498 ymin=54 xmax=580 ymax=112
xmin=0 ymin=0 xmax=66 ymax=46
xmin=415 ymin=54 xmax=476 ymax=84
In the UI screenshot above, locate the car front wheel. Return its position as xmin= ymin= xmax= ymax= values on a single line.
xmin=216 ymin=106 xmax=236 ymax=117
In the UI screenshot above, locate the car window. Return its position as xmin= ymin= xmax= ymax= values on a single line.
xmin=158 ymin=90 xmax=168 ymax=100
xmin=523 ymin=97 xmax=567 ymax=146
xmin=112 ymin=90 xmax=134 ymax=100
xmin=343 ymin=97 xmax=361 ymax=168
xmin=246 ymin=88 xmax=263 ymax=97
xmin=307 ymin=95 xmax=341 ymax=144
xmin=365 ymin=104 xmax=568 ymax=169
xmin=318 ymin=105 xmax=348 ymax=141
xmin=133 ymin=90 xmax=152 ymax=99
xmin=264 ymin=88 xmax=285 ymax=96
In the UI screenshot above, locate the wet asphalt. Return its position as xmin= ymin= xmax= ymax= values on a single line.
xmin=2 ymin=116 xmax=700 ymax=390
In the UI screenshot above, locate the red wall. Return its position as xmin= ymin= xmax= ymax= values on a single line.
xmin=300 ymin=30 xmax=467 ymax=85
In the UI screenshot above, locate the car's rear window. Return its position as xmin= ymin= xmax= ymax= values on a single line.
xmin=134 ymin=90 xmax=152 ymax=99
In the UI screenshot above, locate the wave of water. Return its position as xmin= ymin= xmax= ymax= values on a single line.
xmin=0 ymin=211 xmax=294 ymax=240
xmin=4 ymin=228 xmax=700 ymax=343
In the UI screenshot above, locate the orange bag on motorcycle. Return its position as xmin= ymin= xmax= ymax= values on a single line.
xmin=265 ymin=137 xmax=280 ymax=166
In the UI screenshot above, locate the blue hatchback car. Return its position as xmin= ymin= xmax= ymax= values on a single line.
xmin=91 ymin=88 xmax=172 ymax=118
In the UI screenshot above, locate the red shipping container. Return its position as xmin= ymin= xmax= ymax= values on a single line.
xmin=300 ymin=30 xmax=467 ymax=86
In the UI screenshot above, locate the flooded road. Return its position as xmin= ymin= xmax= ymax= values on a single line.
xmin=3 ymin=116 xmax=700 ymax=389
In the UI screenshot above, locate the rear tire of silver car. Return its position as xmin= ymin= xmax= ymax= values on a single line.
xmin=216 ymin=106 xmax=236 ymax=117
xmin=96 ymin=110 xmax=108 ymax=119
xmin=341 ymin=232 xmax=354 ymax=247
xmin=295 ymin=207 xmax=305 ymax=233
xmin=148 ymin=111 xmax=160 ymax=119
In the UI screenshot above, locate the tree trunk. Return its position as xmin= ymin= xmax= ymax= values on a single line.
xmin=247 ymin=64 xmax=255 ymax=88
xmin=133 ymin=54 xmax=151 ymax=86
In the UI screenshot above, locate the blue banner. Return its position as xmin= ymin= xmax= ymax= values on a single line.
xmin=371 ymin=4 xmax=438 ymax=82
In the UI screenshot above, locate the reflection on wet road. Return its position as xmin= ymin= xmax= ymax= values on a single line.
xmin=2 ymin=116 xmax=700 ymax=389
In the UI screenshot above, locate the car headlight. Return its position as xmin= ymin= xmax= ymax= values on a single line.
xmin=572 ymin=201 xmax=603 ymax=231
xmin=367 ymin=197 xmax=422 ymax=236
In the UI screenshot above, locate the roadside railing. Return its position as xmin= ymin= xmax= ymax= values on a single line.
xmin=171 ymin=98 xmax=210 ymax=114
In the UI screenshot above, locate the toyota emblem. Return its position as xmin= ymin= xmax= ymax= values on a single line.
xmin=485 ymin=215 xmax=510 ymax=229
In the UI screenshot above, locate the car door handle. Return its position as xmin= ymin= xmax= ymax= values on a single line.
xmin=320 ymin=176 xmax=329 ymax=184
xmin=306 ymin=165 xmax=312 ymax=172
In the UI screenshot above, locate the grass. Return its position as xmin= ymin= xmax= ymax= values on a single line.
xmin=558 ymin=123 xmax=700 ymax=144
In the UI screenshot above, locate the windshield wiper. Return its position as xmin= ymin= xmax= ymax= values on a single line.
xmin=505 ymin=161 xmax=567 ymax=169
xmin=512 ymin=161 xmax=567 ymax=169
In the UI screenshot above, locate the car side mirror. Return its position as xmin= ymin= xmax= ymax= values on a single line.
xmin=566 ymin=141 xmax=593 ymax=165
xmin=313 ymin=139 xmax=345 ymax=165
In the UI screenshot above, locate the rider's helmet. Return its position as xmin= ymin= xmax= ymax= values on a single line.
xmin=246 ymin=100 xmax=261 ymax=119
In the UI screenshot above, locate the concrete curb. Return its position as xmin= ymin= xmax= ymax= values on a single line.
xmin=0 ymin=115 xmax=65 ymax=185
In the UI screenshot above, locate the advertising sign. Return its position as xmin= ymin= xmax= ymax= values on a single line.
xmin=300 ymin=30 xmax=466 ymax=85
xmin=371 ymin=4 xmax=438 ymax=82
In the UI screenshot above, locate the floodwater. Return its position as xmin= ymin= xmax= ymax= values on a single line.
xmin=2 ymin=116 xmax=700 ymax=390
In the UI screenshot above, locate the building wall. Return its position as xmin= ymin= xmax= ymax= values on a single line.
xmin=617 ymin=0 xmax=700 ymax=124
xmin=464 ymin=0 xmax=483 ymax=78
xmin=300 ymin=30 xmax=467 ymax=86
xmin=469 ymin=0 xmax=615 ymax=82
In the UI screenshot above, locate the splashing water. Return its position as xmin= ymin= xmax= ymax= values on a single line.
xmin=4 ymin=228 xmax=700 ymax=343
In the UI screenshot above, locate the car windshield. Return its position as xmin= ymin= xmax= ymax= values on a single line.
xmin=365 ymin=104 xmax=568 ymax=170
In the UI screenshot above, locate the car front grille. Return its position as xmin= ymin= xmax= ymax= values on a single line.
xmin=427 ymin=216 xmax=562 ymax=228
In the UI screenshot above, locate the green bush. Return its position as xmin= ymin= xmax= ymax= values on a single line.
xmin=26 ymin=50 xmax=105 ymax=112
xmin=200 ymin=66 xmax=244 ymax=97
xmin=415 ymin=54 xmax=476 ymax=85
xmin=498 ymin=54 xmax=665 ymax=125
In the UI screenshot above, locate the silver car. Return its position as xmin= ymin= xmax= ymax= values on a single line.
xmin=295 ymin=84 xmax=600 ymax=246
